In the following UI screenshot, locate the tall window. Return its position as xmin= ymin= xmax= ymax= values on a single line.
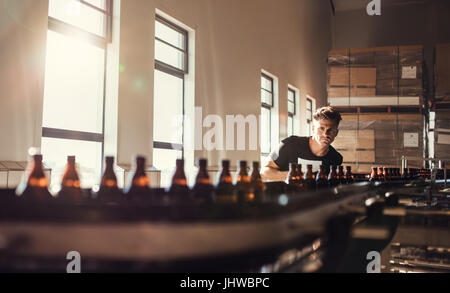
xmin=42 ymin=0 xmax=113 ymax=192
xmin=261 ymin=73 xmax=274 ymax=159
xmin=153 ymin=15 xmax=188 ymax=188
xmin=306 ymin=98 xmax=314 ymax=136
xmin=287 ymin=88 xmax=296 ymax=137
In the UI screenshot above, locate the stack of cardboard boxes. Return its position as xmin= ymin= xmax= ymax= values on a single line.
xmin=433 ymin=43 xmax=450 ymax=160
xmin=333 ymin=113 xmax=424 ymax=172
xmin=328 ymin=45 xmax=424 ymax=106
xmin=328 ymin=45 xmax=426 ymax=172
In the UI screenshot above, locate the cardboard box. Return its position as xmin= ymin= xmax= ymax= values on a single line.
xmin=338 ymin=149 xmax=374 ymax=164
xmin=357 ymin=130 xmax=375 ymax=149
xmin=327 ymin=45 xmax=424 ymax=101
xmin=337 ymin=113 xmax=423 ymax=168
xmin=329 ymin=67 xmax=349 ymax=86
xmin=357 ymin=150 xmax=375 ymax=163
xmin=350 ymin=68 xmax=377 ymax=87
xmin=435 ymin=43 xmax=450 ymax=98
xmin=328 ymin=67 xmax=376 ymax=87
xmin=333 ymin=130 xmax=357 ymax=149
xmin=340 ymin=150 xmax=356 ymax=163
xmin=333 ymin=129 xmax=375 ymax=150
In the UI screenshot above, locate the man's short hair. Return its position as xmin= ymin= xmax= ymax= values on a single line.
xmin=313 ymin=106 xmax=342 ymax=127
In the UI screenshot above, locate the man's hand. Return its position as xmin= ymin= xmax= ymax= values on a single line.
xmin=260 ymin=158 xmax=289 ymax=182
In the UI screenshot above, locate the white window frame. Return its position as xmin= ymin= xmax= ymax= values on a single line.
xmin=260 ymin=70 xmax=279 ymax=162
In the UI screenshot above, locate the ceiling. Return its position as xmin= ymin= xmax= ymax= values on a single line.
xmin=332 ymin=0 xmax=434 ymax=12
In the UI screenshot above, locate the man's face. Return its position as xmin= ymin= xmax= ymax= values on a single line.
xmin=312 ymin=119 xmax=339 ymax=146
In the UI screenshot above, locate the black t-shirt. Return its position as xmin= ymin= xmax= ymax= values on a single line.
xmin=269 ymin=136 xmax=343 ymax=172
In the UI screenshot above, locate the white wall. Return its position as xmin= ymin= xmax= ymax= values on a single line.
xmin=0 ymin=0 xmax=332 ymax=172
xmin=117 ymin=0 xmax=332 ymax=170
xmin=0 ymin=0 xmax=48 ymax=161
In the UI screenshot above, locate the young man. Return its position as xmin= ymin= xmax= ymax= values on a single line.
xmin=260 ymin=106 xmax=343 ymax=181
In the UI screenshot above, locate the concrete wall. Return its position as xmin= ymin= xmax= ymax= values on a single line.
xmin=331 ymin=0 xmax=450 ymax=96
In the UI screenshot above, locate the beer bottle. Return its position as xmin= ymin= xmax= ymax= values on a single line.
xmin=169 ymin=159 xmax=190 ymax=199
xmin=250 ymin=161 xmax=265 ymax=202
xmin=286 ymin=162 xmax=299 ymax=193
xmin=396 ymin=168 xmax=402 ymax=180
xmin=215 ymin=160 xmax=237 ymax=203
xmin=388 ymin=168 xmax=394 ymax=181
xmin=345 ymin=166 xmax=354 ymax=184
xmin=16 ymin=154 xmax=52 ymax=202
xmin=377 ymin=167 xmax=385 ymax=182
xmin=98 ymin=156 xmax=121 ymax=202
xmin=304 ymin=164 xmax=316 ymax=191
xmin=234 ymin=160 xmax=255 ymax=203
xmin=316 ymin=165 xmax=329 ymax=190
xmin=59 ymin=156 xmax=83 ymax=204
xmin=328 ymin=165 xmax=339 ymax=188
xmin=383 ymin=167 xmax=389 ymax=182
xmin=192 ymin=158 xmax=214 ymax=203
xmin=337 ymin=165 xmax=346 ymax=185
xmin=369 ymin=167 xmax=379 ymax=183
xmin=408 ymin=168 xmax=416 ymax=179
xmin=296 ymin=164 xmax=305 ymax=192
xmin=124 ymin=156 xmax=150 ymax=195
xmin=401 ymin=168 xmax=409 ymax=181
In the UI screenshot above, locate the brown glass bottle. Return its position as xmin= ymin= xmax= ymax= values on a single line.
xmin=192 ymin=158 xmax=214 ymax=203
xmin=250 ymin=161 xmax=265 ymax=202
xmin=169 ymin=159 xmax=190 ymax=199
xmin=98 ymin=156 xmax=121 ymax=202
xmin=382 ymin=167 xmax=389 ymax=182
xmin=337 ymin=165 xmax=346 ymax=185
xmin=234 ymin=160 xmax=255 ymax=203
xmin=388 ymin=168 xmax=395 ymax=181
xmin=59 ymin=156 xmax=83 ymax=204
xmin=345 ymin=166 xmax=354 ymax=184
xmin=124 ymin=156 xmax=150 ymax=195
xmin=296 ymin=164 xmax=305 ymax=192
xmin=377 ymin=167 xmax=385 ymax=182
xmin=286 ymin=162 xmax=299 ymax=193
xmin=401 ymin=168 xmax=409 ymax=181
xmin=328 ymin=165 xmax=339 ymax=188
xmin=369 ymin=167 xmax=379 ymax=183
xmin=408 ymin=168 xmax=415 ymax=179
xmin=215 ymin=160 xmax=237 ymax=203
xmin=16 ymin=154 xmax=52 ymax=202
xmin=316 ymin=165 xmax=329 ymax=190
xmin=395 ymin=168 xmax=402 ymax=180
xmin=304 ymin=164 xmax=316 ymax=191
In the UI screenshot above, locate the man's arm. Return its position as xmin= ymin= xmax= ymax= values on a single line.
xmin=260 ymin=157 xmax=289 ymax=182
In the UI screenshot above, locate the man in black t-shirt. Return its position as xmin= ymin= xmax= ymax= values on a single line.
xmin=260 ymin=106 xmax=343 ymax=181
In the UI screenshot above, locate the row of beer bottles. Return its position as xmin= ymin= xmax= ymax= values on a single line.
xmin=286 ymin=163 xmax=354 ymax=192
xmin=127 ymin=156 xmax=265 ymax=203
xmin=16 ymin=154 xmax=265 ymax=204
xmin=369 ymin=167 xmax=423 ymax=182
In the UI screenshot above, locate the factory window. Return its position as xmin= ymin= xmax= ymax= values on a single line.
xmin=287 ymin=88 xmax=296 ymax=137
xmin=41 ymin=0 xmax=113 ymax=192
xmin=153 ymin=15 xmax=189 ymax=188
xmin=261 ymin=73 xmax=274 ymax=160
